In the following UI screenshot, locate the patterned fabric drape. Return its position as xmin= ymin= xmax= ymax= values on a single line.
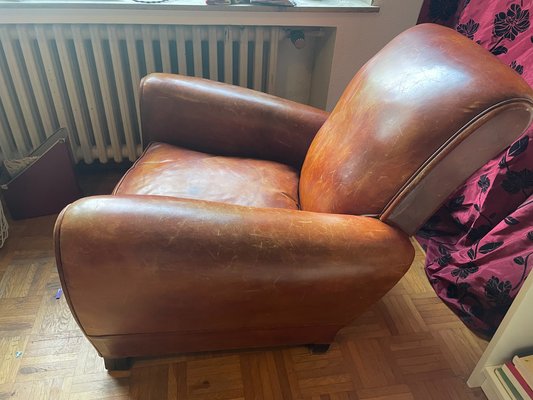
xmin=417 ymin=0 xmax=465 ymax=27
xmin=417 ymin=0 xmax=533 ymax=338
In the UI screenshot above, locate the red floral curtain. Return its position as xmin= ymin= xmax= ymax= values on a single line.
xmin=417 ymin=0 xmax=533 ymax=338
xmin=417 ymin=0 xmax=465 ymax=27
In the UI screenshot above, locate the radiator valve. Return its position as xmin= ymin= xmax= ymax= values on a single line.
xmin=290 ymin=30 xmax=305 ymax=50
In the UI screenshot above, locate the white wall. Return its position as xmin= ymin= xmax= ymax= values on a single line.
xmin=0 ymin=0 xmax=424 ymax=110
xmin=324 ymin=0 xmax=425 ymax=109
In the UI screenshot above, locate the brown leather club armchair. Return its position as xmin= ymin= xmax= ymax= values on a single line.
xmin=54 ymin=24 xmax=533 ymax=370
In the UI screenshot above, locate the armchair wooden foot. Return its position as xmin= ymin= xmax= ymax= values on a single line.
xmin=104 ymin=357 xmax=133 ymax=371
xmin=308 ymin=344 xmax=331 ymax=354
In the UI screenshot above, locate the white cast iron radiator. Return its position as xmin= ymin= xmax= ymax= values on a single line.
xmin=0 ymin=24 xmax=290 ymax=163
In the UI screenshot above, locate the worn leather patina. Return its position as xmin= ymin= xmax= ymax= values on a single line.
xmin=54 ymin=24 xmax=533 ymax=369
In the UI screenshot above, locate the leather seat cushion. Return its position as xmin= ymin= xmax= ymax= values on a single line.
xmin=114 ymin=142 xmax=300 ymax=210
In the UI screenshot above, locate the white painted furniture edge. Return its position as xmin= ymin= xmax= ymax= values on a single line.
xmin=468 ymin=268 xmax=533 ymax=387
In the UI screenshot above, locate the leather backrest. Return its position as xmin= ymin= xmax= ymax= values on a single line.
xmin=299 ymin=23 xmax=533 ymax=235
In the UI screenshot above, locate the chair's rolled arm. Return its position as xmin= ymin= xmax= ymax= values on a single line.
xmin=55 ymin=195 xmax=414 ymax=338
xmin=140 ymin=73 xmax=329 ymax=169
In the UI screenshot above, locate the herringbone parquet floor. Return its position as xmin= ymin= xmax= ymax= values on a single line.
xmin=0 ymin=176 xmax=489 ymax=399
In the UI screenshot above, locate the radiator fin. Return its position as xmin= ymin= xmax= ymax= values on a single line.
xmin=0 ymin=24 xmax=284 ymax=163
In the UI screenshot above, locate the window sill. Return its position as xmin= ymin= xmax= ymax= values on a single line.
xmin=0 ymin=0 xmax=378 ymax=13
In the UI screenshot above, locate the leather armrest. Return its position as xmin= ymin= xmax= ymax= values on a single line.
xmin=54 ymin=195 xmax=414 ymax=337
xmin=140 ymin=73 xmax=329 ymax=169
